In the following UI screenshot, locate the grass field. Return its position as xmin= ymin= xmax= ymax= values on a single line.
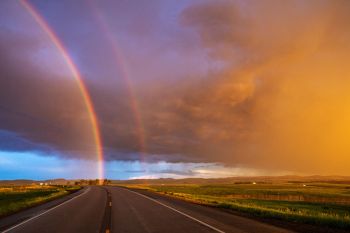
xmin=0 ymin=185 xmax=80 ymax=217
xmin=123 ymin=182 xmax=350 ymax=229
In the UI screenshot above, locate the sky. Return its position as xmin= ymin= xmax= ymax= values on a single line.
xmin=1 ymin=0 xmax=350 ymax=180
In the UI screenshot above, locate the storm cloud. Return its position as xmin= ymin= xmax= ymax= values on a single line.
xmin=1 ymin=0 xmax=350 ymax=175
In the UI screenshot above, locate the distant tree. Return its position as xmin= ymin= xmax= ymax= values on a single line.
xmin=103 ymin=179 xmax=111 ymax=185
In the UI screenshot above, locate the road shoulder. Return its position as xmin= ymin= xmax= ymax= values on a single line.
xmin=0 ymin=187 xmax=86 ymax=231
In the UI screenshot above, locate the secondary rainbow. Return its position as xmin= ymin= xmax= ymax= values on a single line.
xmin=89 ymin=4 xmax=148 ymax=161
xmin=20 ymin=0 xmax=104 ymax=182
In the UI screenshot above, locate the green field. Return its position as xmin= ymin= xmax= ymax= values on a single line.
xmin=0 ymin=185 xmax=80 ymax=217
xmin=125 ymin=182 xmax=350 ymax=229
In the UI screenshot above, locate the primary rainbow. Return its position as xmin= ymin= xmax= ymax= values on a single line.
xmin=20 ymin=0 xmax=104 ymax=182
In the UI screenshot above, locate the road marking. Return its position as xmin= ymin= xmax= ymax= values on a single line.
xmin=3 ymin=187 xmax=91 ymax=233
xmin=125 ymin=188 xmax=225 ymax=233
xmin=100 ymin=188 xmax=112 ymax=233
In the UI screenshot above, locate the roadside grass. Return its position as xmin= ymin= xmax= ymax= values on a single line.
xmin=0 ymin=185 xmax=81 ymax=217
xmin=145 ymin=183 xmax=350 ymax=198
xmin=122 ymin=183 xmax=350 ymax=230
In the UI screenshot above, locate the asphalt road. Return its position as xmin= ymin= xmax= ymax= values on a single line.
xmin=1 ymin=186 xmax=294 ymax=233
xmin=1 ymin=187 xmax=106 ymax=233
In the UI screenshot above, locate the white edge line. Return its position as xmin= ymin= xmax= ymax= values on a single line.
xmin=125 ymin=188 xmax=225 ymax=233
xmin=3 ymin=187 xmax=91 ymax=233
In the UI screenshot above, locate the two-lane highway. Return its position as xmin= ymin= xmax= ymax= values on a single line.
xmin=1 ymin=186 xmax=294 ymax=233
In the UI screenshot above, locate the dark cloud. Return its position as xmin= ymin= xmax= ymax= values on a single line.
xmin=0 ymin=130 xmax=52 ymax=152
xmin=0 ymin=27 xmax=97 ymax=158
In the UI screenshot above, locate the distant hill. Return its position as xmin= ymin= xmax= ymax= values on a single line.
xmin=0 ymin=179 xmax=36 ymax=186
xmin=0 ymin=179 xmax=70 ymax=186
